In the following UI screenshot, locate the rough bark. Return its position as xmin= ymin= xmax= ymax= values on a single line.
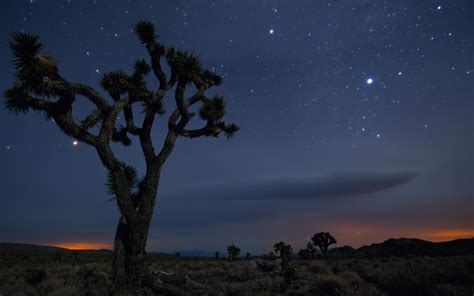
xmin=112 ymin=215 xmax=150 ymax=288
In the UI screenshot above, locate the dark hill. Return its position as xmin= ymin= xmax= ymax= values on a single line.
xmin=330 ymin=237 xmax=474 ymax=258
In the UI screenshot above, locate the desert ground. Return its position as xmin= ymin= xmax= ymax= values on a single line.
xmin=1 ymin=248 xmax=473 ymax=296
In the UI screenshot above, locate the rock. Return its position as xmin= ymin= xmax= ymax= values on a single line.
xmin=254 ymin=258 xmax=281 ymax=272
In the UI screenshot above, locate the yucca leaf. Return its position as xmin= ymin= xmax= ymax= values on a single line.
xmin=167 ymin=51 xmax=202 ymax=82
xmin=106 ymin=162 xmax=138 ymax=196
xmin=9 ymin=32 xmax=42 ymax=68
xmin=201 ymin=69 xmax=223 ymax=86
xmin=100 ymin=71 xmax=129 ymax=98
xmin=199 ymin=95 xmax=225 ymax=122
xmin=4 ymin=86 xmax=30 ymax=114
xmin=134 ymin=59 xmax=151 ymax=76
xmin=142 ymin=99 xmax=165 ymax=115
xmin=222 ymin=123 xmax=239 ymax=138
xmin=134 ymin=20 xmax=156 ymax=45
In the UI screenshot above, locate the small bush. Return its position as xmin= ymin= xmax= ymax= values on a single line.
xmin=24 ymin=268 xmax=47 ymax=286
xmin=309 ymin=274 xmax=349 ymax=296
xmin=309 ymin=261 xmax=332 ymax=275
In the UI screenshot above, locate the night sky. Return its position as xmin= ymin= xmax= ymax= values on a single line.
xmin=1 ymin=0 xmax=473 ymax=254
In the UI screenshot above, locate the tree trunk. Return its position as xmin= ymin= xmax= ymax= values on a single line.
xmin=112 ymin=216 xmax=129 ymax=286
xmin=112 ymin=216 xmax=149 ymax=288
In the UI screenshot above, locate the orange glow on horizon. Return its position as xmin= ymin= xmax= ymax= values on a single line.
xmin=54 ymin=242 xmax=111 ymax=250
xmin=307 ymin=220 xmax=474 ymax=248
xmin=423 ymin=229 xmax=474 ymax=241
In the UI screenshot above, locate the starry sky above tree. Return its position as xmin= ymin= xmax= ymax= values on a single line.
xmin=0 ymin=0 xmax=473 ymax=253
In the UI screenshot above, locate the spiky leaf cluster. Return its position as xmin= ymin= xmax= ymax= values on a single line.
xmin=106 ymin=163 xmax=145 ymax=208
xmin=201 ymin=69 xmax=223 ymax=86
xmin=100 ymin=71 xmax=129 ymax=99
xmin=142 ymin=99 xmax=165 ymax=115
xmin=166 ymin=50 xmax=201 ymax=82
xmin=106 ymin=163 xmax=138 ymax=196
xmin=9 ymin=33 xmax=65 ymax=97
xmin=222 ymin=123 xmax=239 ymax=138
xmin=199 ymin=96 xmax=225 ymax=122
xmin=9 ymin=32 xmax=42 ymax=68
xmin=4 ymin=85 xmax=30 ymax=113
xmin=134 ymin=59 xmax=151 ymax=76
xmin=134 ymin=21 xmax=156 ymax=45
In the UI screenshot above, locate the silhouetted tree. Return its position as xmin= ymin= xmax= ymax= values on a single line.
xmin=298 ymin=241 xmax=317 ymax=259
xmin=227 ymin=244 xmax=240 ymax=261
xmin=4 ymin=21 xmax=238 ymax=288
xmin=246 ymin=252 xmax=251 ymax=259
xmin=215 ymin=251 xmax=220 ymax=260
xmin=274 ymin=241 xmax=293 ymax=266
xmin=311 ymin=232 xmax=337 ymax=258
xmin=174 ymin=251 xmax=181 ymax=257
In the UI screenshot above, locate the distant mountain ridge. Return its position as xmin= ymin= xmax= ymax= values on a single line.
xmin=0 ymin=242 xmax=111 ymax=255
xmin=330 ymin=237 xmax=474 ymax=257
xmin=2 ymin=237 xmax=473 ymax=258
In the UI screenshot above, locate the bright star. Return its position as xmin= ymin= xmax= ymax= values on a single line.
xmin=437 ymin=5 xmax=442 ymax=10
xmin=366 ymin=78 xmax=374 ymax=85
xmin=376 ymin=134 xmax=381 ymax=138
xmin=269 ymin=29 xmax=274 ymax=34
xmin=72 ymin=140 xmax=79 ymax=146
xmin=398 ymin=72 xmax=403 ymax=76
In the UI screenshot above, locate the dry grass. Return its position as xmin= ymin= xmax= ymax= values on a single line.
xmin=0 ymin=253 xmax=473 ymax=295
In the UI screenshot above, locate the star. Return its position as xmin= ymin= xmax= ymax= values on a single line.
xmin=366 ymin=78 xmax=374 ymax=85
xmin=437 ymin=5 xmax=442 ymax=11
xmin=72 ymin=140 xmax=79 ymax=146
xmin=269 ymin=29 xmax=274 ymax=35
xmin=398 ymin=71 xmax=403 ymax=76
xmin=95 ymin=69 xmax=100 ymax=74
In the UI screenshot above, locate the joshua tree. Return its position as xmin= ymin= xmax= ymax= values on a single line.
xmin=4 ymin=21 xmax=238 ymax=287
xmin=311 ymin=232 xmax=337 ymax=258
xmin=273 ymin=241 xmax=293 ymax=265
xmin=298 ymin=241 xmax=317 ymax=259
xmin=227 ymin=244 xmax=240 ymax=261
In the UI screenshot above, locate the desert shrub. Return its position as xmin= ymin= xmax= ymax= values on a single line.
xmin=309 ymin=274 xmax=349 ymax=296
xmin=228 ymin=261 xmax=258 ymax=281
xmin=76 ymin=264 xmax=112 ymax=296
xmin=338 ymin=270 xmax=364 ymax=287
xmin=374 ymin=259 xmax=442 ymax=296
xmin=24 ymin=268 xmax=47 ymax=286
xmin=330 ymin=261 xmax=350 ymax=274
xmin=222 ymin=276 xmax=282 ymax=296
xmin=309 ymin=261 xmax=332 ymax=275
